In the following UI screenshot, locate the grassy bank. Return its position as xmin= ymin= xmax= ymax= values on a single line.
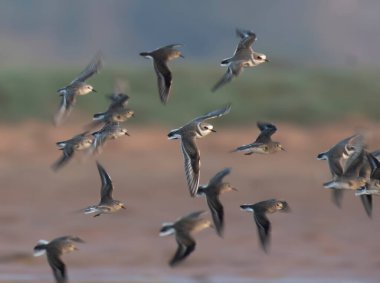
xmin=0 ymin=66 xmax=378 ymax=125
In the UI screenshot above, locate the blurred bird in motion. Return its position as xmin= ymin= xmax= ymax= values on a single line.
xmin=212 ymin=29 xmax=268 ymax=92
xmin=140 ymin=44 xmax=184 ymax=104
xmin=54 ymin=51 xmax=104 ymax=126
xmin=89 ymin=122 xmax=129 ymax=155
xmin=159 ymin=211 xmax=212 ymax=267
xmin=83 ymin=161 xmax=126 ymax=217
xmin=33 ymin=235 xmax=84 ymax=283
xmin=168 ymin=104 xmax=231 ymax=197
xmin=197 ymin=168 xmax=237 ymax=237
xmin=232 ymin=121 xmax=285 ymax=155
xmin=52 ymin=131 xmax=93 ymax=171
xmin=241 ymin=199 xmax=290 ymax=253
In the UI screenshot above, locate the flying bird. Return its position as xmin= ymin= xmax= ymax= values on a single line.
xmin=89 ymin=122 xmax=129 ymax=155
xmin=196 ymin=168 xmax=237 ymax=237
xmin=168 ymin=104 xmax=231 ymax=197
xmin=212 ymin=29 xmax=268 ymax=92
xmin=83 ymin=162 xmax=125 ymax=217
xmin=33 ymin=235 xmax=84 ymax=283
xmin=54 ymin=51 xmax=104 ymax=126
xmin=159 ymin=211 xmax=212 ymax=267
xmin=140 ymin=44 xmax=183 ymax=104
xmin=51 ymin=131 xmax=93 ymax=171
xmin=232 ymin=121 xmax=285 ymax=155
xmin=241 ymin=199 xmax=290 ymax=253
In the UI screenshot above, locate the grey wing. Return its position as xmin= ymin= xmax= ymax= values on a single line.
xmin=331 ymin=190 xmax=344 ymax=208
xmin=54 ymin=93 xmax=76 ymax=126
xmin=180 ymin=136 xmax=200 ymax=197
xmin=235 ymin=33 xmax=256 ymax=53
xmin=212 ymin=67 xmax=235 ymax=92
xmin=236 ymin=28 xmax=256 ymax=40
xmin=96 ymin=162 xmax=113 ymax=202
xmin=255 ymin=122 xmax=277 ymax=143
xmin=209 ymin=168 xmax=231 ymax=187
xmin=360 ymin=195 xmax=372 ymax=219
xmin=327 ymin=154 xmax=344 ymax=177
xmin=47 ymin=251 xmax=67 ymax=283
xmin=71 ymin=51 xmax=104 ymax=83
xmin=51 ymin=147 xmax=74 ymax=171
xmin=194 ymin=104 xmax=232 ymax=123
xmin=170 ymin=232 xmax=196 ymax=267
xmin=206 ymin=194 xmax=224 ymax=237
xmin=342 ymin=134 xmax=365 ymax=176
xmin=179 ymin=210 xmax=207 ymax=223
xmin=153 ymin=59 xmax=172 ymax=104
xmin=253 ymin=212 xmax=271 ymax=253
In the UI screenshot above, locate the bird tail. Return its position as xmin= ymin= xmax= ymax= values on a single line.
xmin=220 ymin=58 xmax=232 ymax=66
xmin=139 ymin=52 xmax=151 ymax=57
xmin=33 ymin=240 xmax=49 ymax=257
xmin=240 ymin=204 xmax=254 ymax=212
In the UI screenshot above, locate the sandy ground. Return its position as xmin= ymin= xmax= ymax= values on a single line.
xmin=0 ymin=121 xmax=379 ymax=282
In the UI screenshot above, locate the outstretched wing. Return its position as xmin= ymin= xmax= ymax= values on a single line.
xmin=255 ymin=122 xmax=277 ymax=143
xmin=54 ymin=93 xmax=76 ymax=126
xmin=47 ymin=250 xmax=67 ymax=283
xmin=153 ymin=59 xmax=172 ymax=104
xmin=193 ymin=104 xmax=232 ymax=123
xmin=206 ymin=194 xmax=224 ymax=237
xmin=209 ymin=168 xmax=231 ymax=187
xmin=253 ymin=212 xmax=271 ymax=253
xmin=51 ymin=147 xmax=74 ymax=171
xmin=96 ymin=162 xmax=114 ymax=202
xmin=71 ymin=51 xmax=104 ymax=83
xmin=180 ymin=136 xmax=200 ymax=197
xmin=170 ymin=232 xmax=196 ymax=267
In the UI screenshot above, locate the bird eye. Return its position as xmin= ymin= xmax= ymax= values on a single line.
xmin=276 ymin=202 xmax=283 ymax=208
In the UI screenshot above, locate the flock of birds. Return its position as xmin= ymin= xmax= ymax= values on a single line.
xmin=30 ymin=28 xmax=378 ymax=283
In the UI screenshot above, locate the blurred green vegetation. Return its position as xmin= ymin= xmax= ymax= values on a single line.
xmin=0 ymin=65 xmax=379 ymax=126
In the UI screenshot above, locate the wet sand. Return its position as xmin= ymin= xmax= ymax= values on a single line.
xmin=0 ymin=121 xmax=379 ymax=282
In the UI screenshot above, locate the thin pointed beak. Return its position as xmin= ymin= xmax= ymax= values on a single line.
xmin=125 ymin=132 xmax=130 ymax=136
xmin=121 ymin=205 xmax=126 ymax=209
xmin=92 ymin=89 xmax=97 ymax=93
xmin=180 ymin=54 xmax=185 ymax=59
xmin=232 ymin=187 xmax=238 ymax=192
xmin=265 ymin=59 xmax=269 ymax=62
xmin=281 ymin=147 xmax=286 ymax=152
xmin=211 ymin=129 xmax=217 ymax=133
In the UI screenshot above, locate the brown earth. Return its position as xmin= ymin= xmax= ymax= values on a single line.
xmin=0 ymin=121 xmax=379 ymax=282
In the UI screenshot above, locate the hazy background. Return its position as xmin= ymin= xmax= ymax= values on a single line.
xmin=0 ymin=0 xmax=379 ymax=124
xmin=1 ymin=1 xmax=380 ymax=283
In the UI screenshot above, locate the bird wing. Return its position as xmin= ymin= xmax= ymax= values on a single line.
xmin=193 ymin=104 xmax=232 ymax=123
xmin=96 ymin=162 xmax=114 ymax=202
xmin=71 ymin=51 xmax=104 ymax=83
xmin=235 ymin=32 xmax=256 ymax=54
xmin=206 ymin=194 xmax=224 ymax=237
xmin=54 ymin=93 xmax=76 ymax=126
xmin=51 ymin=146 xmax=74 ymax=171
xmin=212 ymin=65 xmax=243 ymax=92
xmin=47 ymin=249 xmax=67 ymax=283
xmin=180 ymin=135 xmax=200 ymax=197
xmin=253 ymin=212 xmax=271 ymax=253
xmin=170 ymin=231 xmax=196 ymax=267
xmin=153 ymin=59 xmax=172 ymax=104
xmin=360 ymin=195 xmax=372 ymax=219
xmin=255 ymin=122 xmax=277 ymax=143
xmin=208 ymin=168 xmax=231 ymax=187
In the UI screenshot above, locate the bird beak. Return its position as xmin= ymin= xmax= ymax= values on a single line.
xmin=121 ymin=205 xmax=126 ymax=209
xmin=92 ymin=89 xmax=97 ymax=93
xmin=180 ymin=54 xmax=185 ymax=59
xmin=232 ymin=187 xmax=238 ymax=192
xmin=125 ymin=132 xmax=130 ymax=136
xmin=211 ymin=129 xmax=217 ymax=133
xmin=281 ymin=147 xmax=286 ymax=152
xmin=265 ymin=59 xmax=269 ymax=62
